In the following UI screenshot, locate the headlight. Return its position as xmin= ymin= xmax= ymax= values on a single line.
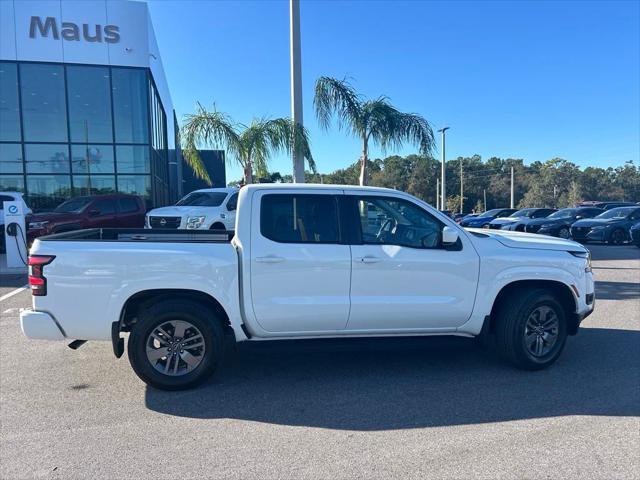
xmin=186 ymin=216 xmax=206 ymax=229
xmin=569 ymin=250 xmax=592 ymax=272
xmin=28 ymin=221 xmax=49 ymax=230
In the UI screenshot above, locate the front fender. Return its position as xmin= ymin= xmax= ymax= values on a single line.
xmin=457 ymin=261 xmax=581 ymax=336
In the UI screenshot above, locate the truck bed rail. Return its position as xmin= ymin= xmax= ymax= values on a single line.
xmin=38 ymin=228 xmax=234 ymax=243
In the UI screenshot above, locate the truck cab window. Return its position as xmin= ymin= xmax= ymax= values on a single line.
xmin=358 ymin=197 xmax=443 ymax=248
xmin=261 ymin=194 xmax=339 ymax=243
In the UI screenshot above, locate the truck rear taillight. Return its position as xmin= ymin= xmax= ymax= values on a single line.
xmin=28 ymin=255 xmax=55 ymax=296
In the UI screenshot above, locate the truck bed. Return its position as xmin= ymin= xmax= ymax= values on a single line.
xmin=38 ymin=228 xmax=234 ymax=243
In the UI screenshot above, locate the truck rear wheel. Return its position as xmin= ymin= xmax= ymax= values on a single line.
xmin=495 ymin=288 xmax=567 ymax=370
xmin=127 ymin=299 xmax=224 ymax=390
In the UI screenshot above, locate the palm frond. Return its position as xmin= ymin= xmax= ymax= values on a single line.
xmin=313 ymin=76 xmax=363 ymax=135
xmin=181 ymin=103 xmax=241 ymax=185
xmin=366 ymin=99 xmax=434 ymax=155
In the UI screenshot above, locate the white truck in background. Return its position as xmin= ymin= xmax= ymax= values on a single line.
xmin=21 ymin=184 xmax=595 ymax=390
xmin=145 ymin=188 xmax=238 ymax=231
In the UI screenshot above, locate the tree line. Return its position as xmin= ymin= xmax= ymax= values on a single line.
xmin=181 ymin=75 xmax=638 ymax=209
xmin=263 ymin=156 xmax=639 ymax=212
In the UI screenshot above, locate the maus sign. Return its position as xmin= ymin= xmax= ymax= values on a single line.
xmin=29 ymin=16 xmax=120 ymax=43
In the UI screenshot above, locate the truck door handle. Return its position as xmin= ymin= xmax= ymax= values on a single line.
xmin=255 ymin=255 xmax=285 ymax=264
xmin=357 ymin=255 xmax=382 ymax=264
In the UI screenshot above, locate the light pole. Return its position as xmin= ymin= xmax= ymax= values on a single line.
xmin=290 ymin=0 xmax=304 ymax=183
xmin=438 ymin=127 xmax=449 ymax=211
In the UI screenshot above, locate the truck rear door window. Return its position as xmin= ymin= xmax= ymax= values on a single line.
xmin=261 ymin=194 xmax=339 ymax=243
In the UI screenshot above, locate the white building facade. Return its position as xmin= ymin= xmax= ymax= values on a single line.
xmin=0 ymin=0 xmax=181 ymax=210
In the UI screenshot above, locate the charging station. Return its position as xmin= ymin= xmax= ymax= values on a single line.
xmin=3 ymin=200 xmax=28 ymax=269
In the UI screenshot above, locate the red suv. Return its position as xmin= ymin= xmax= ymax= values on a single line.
xmin=27 ymin=194 xmax=146 ymax=243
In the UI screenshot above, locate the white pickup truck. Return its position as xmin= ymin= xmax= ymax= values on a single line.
xmin=21 ymin=185 xmax=595 ymax=390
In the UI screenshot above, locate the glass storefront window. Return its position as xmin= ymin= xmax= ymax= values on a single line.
xmin=117 ymin=175 xmax=151 ymax=200
xmin=112 ymin=68 xmax=149 ymax=144
xmin=26 ymin=175 xmax=71 ymax=211
xmin=0 ymin=63 xmax=21 ymax=141
xmin=20 ymin=64 xmax=68 ymax=142
xmin=0 ymin=175 xmax=24 ymax=192
xmin=116 ymin=145 xmax=150 ymax=173
xmin=25 ymin=144 xmax=70 ymax=174
xmin=67 ymin=66 xmax=113 ymax=143
xmin=73 ymin=175 xmax=116 ymax=196
xmin=0 ymin=143 xmax=23 ymax=174
xmin=71 ymin=144 xmax=114 ymax=174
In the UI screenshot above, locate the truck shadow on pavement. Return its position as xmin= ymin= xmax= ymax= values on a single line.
xmin=145 ymin=328 xmax=639 ymax=430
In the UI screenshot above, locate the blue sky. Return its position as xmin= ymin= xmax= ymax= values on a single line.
xmin=147 ymin=0 xmax=640 ymax=181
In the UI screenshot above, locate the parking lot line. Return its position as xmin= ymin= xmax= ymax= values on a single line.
xmin=0 ymin=285 xmax=29 ymax=303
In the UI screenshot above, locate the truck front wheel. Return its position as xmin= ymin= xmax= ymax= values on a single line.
xmin=495 ymin=289 xmax=568 ymax=370
xmin=127 ymin=300 xmax=225 ymax=390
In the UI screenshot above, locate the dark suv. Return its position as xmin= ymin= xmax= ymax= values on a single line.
xmin=26 ymin=194 xmax=145 ymax=243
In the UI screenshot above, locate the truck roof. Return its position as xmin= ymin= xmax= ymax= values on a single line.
xmin=241 ymin=183 xmax=401 ymax=194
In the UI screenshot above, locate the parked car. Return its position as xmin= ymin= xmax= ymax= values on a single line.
xmin=460 ymin=208 xmax=518 ymax=228
xmin=487 ymin=208 xmax=557 ymax=231
xmin=21 ymin=184 xmax=595 ymax=390
xmin=630 ymin=222 xmax=640 ymax=248
xmin=452 ymin=212 xmax=474 ymax=223
xmin=524 ymin=207 xmax=604 ymax=238
xmin=146 ymin=188 xmax=238 ymax=230
xmin=0 ymin=192 xmax=32 ymax=253
xmin=576 ymin=201 xmax=637 ymax=210
xmin=570 ymin=206 xmax=640 ymax=244
xmin=26 ymin=194 xmax=145 ymax=243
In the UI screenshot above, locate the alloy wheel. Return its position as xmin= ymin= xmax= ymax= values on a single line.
xmin=524 ymin=305 xmax=559 ymax=357
xmin=145 ymin=320 xmax=206 ymax=376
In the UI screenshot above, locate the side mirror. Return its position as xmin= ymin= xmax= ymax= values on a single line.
xmin=442 ymin=226 xmax=459 ymax=245
xmin=88 ymin=209 xmax=100 ymax=217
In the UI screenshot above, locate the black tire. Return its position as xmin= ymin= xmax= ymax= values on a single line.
xmin=127 ymin=299 xmax=225 ymax=390
xmin=608 ymin=228 xmax=626 ymax=245
xmin=557 ymin=227 xmax=570 ymax=239
xmin=209 ymin=222 xmax=225 ymax=231
xmin=495 ymin=288 xmax=567 ymax=370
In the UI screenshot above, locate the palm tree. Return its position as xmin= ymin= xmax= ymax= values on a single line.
xmin=314 ymin=76 xmax=435 ymax=186
xmin=182 ymin=103 xmax=315 ymax=185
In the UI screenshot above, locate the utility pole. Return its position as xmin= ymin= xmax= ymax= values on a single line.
xmin=483 ymin=189 xmax=487 ymax=212
xmin=290 ymin=0 xmax=304 ymax=183
xmin=438 ymin=127 xmax=449 ymax=211
xmin=460 ymin=158 xmax=463 ymax=213
xmin=436 ymin=179 xmax=440 ymax=209
xmin=510 ymin=166 xmax=514 ymax=208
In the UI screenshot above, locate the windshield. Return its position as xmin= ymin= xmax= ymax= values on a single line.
xmin=478 ymin=208 xmax=504 ymax=218
xmin=547 ymin=208 xmax=577 ymax=219
xmin=176 ymin=192 xmax=228 ymax=207
xmin=596 ymin=207 xmax=635 ymax=219
xmin=509 ymin=208 xmax=537 ymax=218
xmin=54 ymin=198 xmax=92 ymax=213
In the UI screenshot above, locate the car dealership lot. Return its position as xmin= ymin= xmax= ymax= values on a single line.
xmin=1 ymin=245 xmax=639 ymax=479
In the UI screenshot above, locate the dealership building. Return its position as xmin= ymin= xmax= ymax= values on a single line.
xmin=0 ymin=0 xmax=186 ymax=211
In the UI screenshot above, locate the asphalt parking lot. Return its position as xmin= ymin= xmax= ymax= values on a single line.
xmin=1 ymin=244 xmax=639 ymax=479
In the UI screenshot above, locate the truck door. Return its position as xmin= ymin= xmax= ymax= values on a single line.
xmin=347 ymin=194 xmax=480 ymax=330
xmin=249 ymin=190 xmax=351 ymax=333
